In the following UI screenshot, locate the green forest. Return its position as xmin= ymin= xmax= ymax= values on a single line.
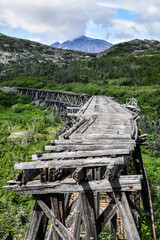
xmin=0 ymin=35 xmax=160 ymax=239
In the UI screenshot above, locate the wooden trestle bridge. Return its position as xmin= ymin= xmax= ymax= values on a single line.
xmin=4 ymin=88 xmax=156 ymax=240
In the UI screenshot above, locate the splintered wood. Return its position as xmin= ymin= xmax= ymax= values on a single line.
xmin=4 ymin=95 xmax=145 ymax=240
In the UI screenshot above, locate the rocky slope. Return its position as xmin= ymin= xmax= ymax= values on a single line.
xmin=51 ymin=35 xmax=113 ymax=53
xmin=0 ymin=33 xmax=91 ymax=65
xmin=97 ymin=39 xmax=160 ymax=58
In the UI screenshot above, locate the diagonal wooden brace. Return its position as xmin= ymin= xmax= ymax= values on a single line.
xmin=37 ymin=198 xmax=76 ymax=240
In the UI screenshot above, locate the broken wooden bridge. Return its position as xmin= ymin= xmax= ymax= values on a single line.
xmin=4 ymin=94 xmax=156 ymax=240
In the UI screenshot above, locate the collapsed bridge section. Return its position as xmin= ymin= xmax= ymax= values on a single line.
xmin=4 ymin=95 xmax=155 ymax=240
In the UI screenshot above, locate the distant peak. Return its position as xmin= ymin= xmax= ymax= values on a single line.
xmin=51 ymin=36 xmax=113 ymax=53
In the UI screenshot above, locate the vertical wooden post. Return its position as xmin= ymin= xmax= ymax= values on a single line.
xmin=73 ymin=195 xmax=83 ymax=240
xmin=49 ymin=193 xmax=65 ymax=240
xmin=94 ymin=167 xmax=101 ymax=218
xmin=81 ymin=191 xmax=98 ymax=240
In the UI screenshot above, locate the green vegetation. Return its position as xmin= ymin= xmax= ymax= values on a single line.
xmin=0 ymin=35 xmax=160 ymax=239
xmin=0 ymin=91 xmax=63 ymax=238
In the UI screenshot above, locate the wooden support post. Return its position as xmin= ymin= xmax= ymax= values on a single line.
xmin=64 ymin=193 xmax=72 ymax=217
xmin=73 ymin=167 xmax=86 ymax=183
xmin=110 ymin=214 xmax=117 ymax=240
xmin=50 ymin=194 xmax=61 ymax=240
xmin=48 ymin=168 xmax=56 ymax=182
xmin=81 ymin=191 xmax=98 ymax=240
xmin=25 ymin=196 xmax=50 ymax=240
xmin=113 ymin=192 xmax=140 ymax=240
xmin=73 ymin=196 xmax=83 ymax=240
xmin=94 ymin=167 xmax=101 ymax=218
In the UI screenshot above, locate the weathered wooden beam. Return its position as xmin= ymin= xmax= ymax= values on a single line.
xmin=4 ymin=175 xmax=142 ymax=194
xmin=32 ymin=149 xmax=130 ymax=161
xmin=24 ymin=196 xmax=50 ymax=240
xmin=81 ymin=192 xmax=98 ymax=240
xmin=66 ymin=212 xmax=76 ymax=228
xmin=14 ymin=157 xmax=122 ymax=169
xmin=45 ymin=143 xmax=135 ymax=152
xmin=97 ymin=201 xmax=117 ymax=235
xmin=50 ymin=194 xmax=61 ymax=240
xmin=109 ymin=155 xmax=132 ymax=181
xmin=54 ymin=139 xmax=136 ymax=145
xmin=22 ymin=169 xmax=40 ymax=183
xmin=73 ymin=196 xmax=83 ymax=240
xmin=60 ymin=118 xmax=87 ymax=139
xmin=72 ymin=167 xmax=86 ymax=183
xmin=37 ymin=198 xmax=76 ymax=240
xmin=113 ymin=192 xmax=141 ymax=240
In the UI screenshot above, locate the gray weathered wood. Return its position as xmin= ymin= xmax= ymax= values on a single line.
xmin=45 ymin=143 xmax=135 ymax=152
xmin=81 ymin=192 xmax=98 ymax=240
xmin=14 ymin=157 xmax=123 ymax=169
xmin=97 ymin=202 xmax=117 ymax=235
xmin=32 ymin=149 xmax=130 ymax=161
xmin=24 ymin=197 xmax=50 ymax=240
xmin=72 ymin=167 xmax=86 ymax=183
xmin=113 ymin=192 xmax=141 ymax=240
xmin=37 ymin=199 xmax=76 ymax=240
xmin=5 ymin=175 xmax=142 ymax=194
xmin=50 ymin=194 xmax=61 ymax=240
xmin=73 ymin=196 xmax=83 ymax=240
xmin=54 ymin=139 xmax=136 ymax=145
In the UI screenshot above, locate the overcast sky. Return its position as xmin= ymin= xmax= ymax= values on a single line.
xmin=0 ymin=0 xmax=160 ymax=45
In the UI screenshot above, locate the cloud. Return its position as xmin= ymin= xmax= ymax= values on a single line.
xmin=0 ymin=0 xmax=160 ymax=44
xmin=99 ymin=0 xmax=160 ymax=41
xmin=0 ymin=0 xmax=115 ymax=43
xmin=114 ymin=31 xmax=134 ymax=40
xmin=91 ymin=5 xmax=116 ymax=28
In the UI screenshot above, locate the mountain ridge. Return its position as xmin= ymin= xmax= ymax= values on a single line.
xmin=51 ymin=35 xmax=113 ymax=53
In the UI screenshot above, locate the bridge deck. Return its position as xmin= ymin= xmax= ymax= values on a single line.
xmin=5 ymin=96 xmax=139 ymax=190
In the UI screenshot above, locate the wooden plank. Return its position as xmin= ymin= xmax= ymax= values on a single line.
xmin=54 ymin=140 xmax=135 ymax=146
xmin=113 ymin=192 xmax=141 ymax=240
xmin=37 ymin=198 xmax=76 ymax=240
xmin=60 ymin=118 xmax=87 ymax=139
xmin=14 ymin=157 xmax=123 ymax=169
xmin=70 ymin=134 xmax=132 ymax=140
xmin=81 ymin=192 xmax=98 ymax=240
xmin=32 ymin=149 xmax=130 ymax=160
xmin=4 ymin=175 xmax=142 ymax=194
xmin=45 ymin=143 xmax=135 ymax=152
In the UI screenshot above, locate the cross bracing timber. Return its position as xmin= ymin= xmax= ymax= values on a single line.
xmin=17 ymin=87 xmax=90 ymax=116
xmin=4 ymin=93 xmax=156 ymax=240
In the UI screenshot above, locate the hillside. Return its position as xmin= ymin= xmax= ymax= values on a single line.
xmin=0 ymin=35 xmax=160 ymax=116
xmin=51 ymin=35 xmax=113 ymax=53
